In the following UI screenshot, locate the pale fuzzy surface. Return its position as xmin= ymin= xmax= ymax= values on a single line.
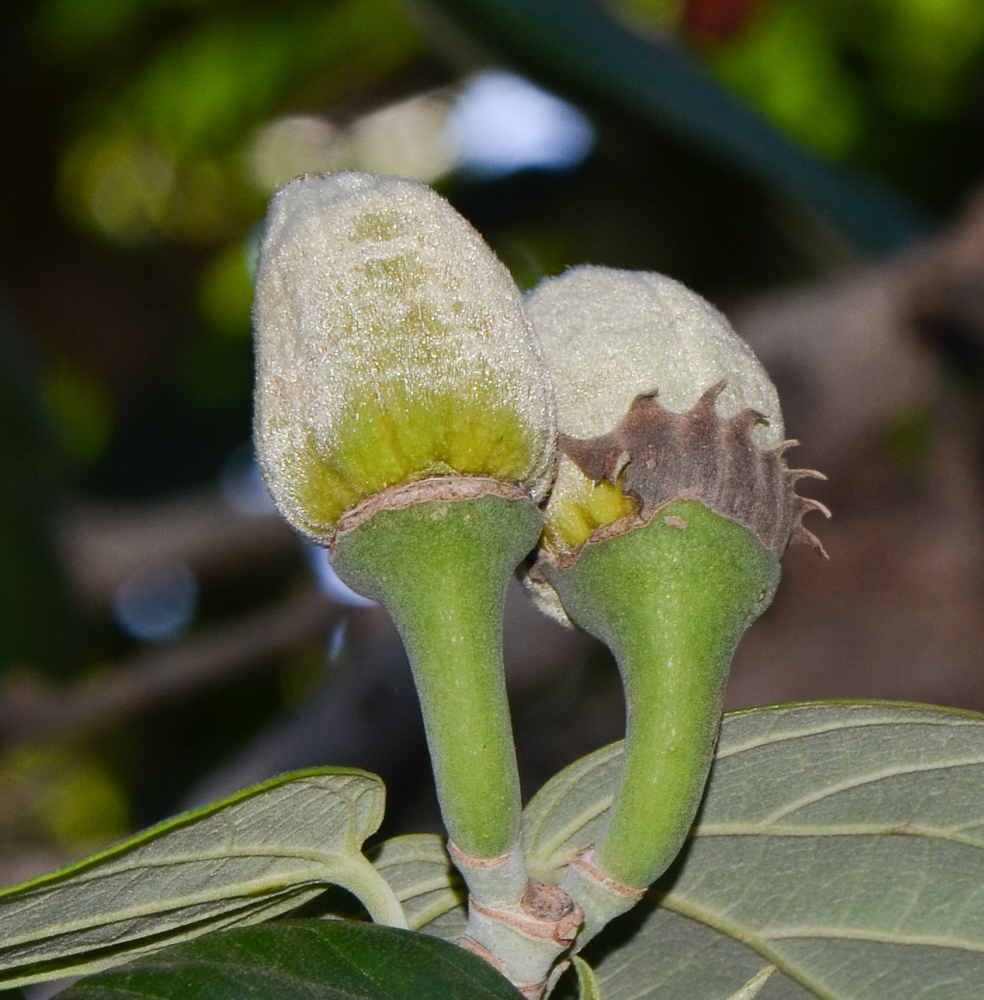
xmin=253 ymin=172 xmax=555 ymax=538
xmin=524 ymin=266 xmax=784 ymax=450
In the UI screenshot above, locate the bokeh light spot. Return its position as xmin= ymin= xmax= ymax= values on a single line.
xmin=64 ymin=135 xmax=175 ymax=243
xmin=246 ymin=115 xmax=344 ymax=194
xmin=113 ymin=563 xmax=198 ymax=642
xmin=443 ymin=71 xmax=595 ymax=177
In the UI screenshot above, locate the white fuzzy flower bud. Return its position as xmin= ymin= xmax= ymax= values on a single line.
xmin=523 ymin=266 xmax=825 ymax=626
xmin=253 ymin=172 xmax=555 ymax=542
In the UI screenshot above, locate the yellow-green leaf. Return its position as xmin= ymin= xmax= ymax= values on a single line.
xmin=573 ymin=956 xmax=603 ymax=1000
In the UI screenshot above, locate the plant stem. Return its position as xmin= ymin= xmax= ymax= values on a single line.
xmin=333 ymin=855 xmax=409 ymax=929
xmin=331 ymin=482 xmax=541 ymax=903
xmin=545 ymin=501 xmax=779 ymax=895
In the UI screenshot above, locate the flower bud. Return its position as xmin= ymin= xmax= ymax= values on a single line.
xmin=529 ymin=266 xmax=783 ymax=449
xmin=523 ymin=266 xmax=825 ymax=624
xmin=252 ymin=175 xmax=561 ymax=979
xmin=529 ymin=266 xmax=789 ymax=553
xmin=253 ymin=171 xmax=555 ymax=542
xmin=521 ymin=266 xmax=827 ymax=935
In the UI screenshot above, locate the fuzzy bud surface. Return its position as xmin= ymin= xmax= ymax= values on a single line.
xmin=253 ymin=172 xmax=555 ymax=542
xmin=526 ymin=266 xmax=783 ymax=449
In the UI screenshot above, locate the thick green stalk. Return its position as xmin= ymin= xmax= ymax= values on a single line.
xmin=331 ymin=487 xmax=541 ymax=883
xmin=544 ymin=500 xmax=779 ymax=892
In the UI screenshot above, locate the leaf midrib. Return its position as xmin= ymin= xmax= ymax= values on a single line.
xmin=1 ymin=850 xmax=368 ymax=949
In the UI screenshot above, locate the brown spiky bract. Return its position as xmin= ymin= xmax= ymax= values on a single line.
xmin=558 ymin=381 xmax=829 ymax=559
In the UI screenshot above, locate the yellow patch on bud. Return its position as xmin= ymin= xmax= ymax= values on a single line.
xmin=541 ymin=458 xmax=637 ymax=554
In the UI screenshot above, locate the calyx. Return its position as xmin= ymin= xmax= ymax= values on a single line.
xmin=554 ymin=380 xmax=829 ymax=562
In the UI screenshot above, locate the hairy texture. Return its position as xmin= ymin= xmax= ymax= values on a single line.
xmin=525 ymin=266 xmax=784 ymax=450
xmin=253 ymin=172 xmax=555 ymax=542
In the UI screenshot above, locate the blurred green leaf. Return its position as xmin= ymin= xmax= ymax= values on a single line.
xmin=76 ymin=0 xmax=420 ymax=155
xmin=709 ymin=2 xmax=864 ymax=157
xmin=0 ymin=746 xmax=129 ymax=854
xmin=41 ymin=361 xmax=113 ymax=463
xmin=850 ymin=0 xmax=984 ymax=118
xmin=58 ymin=920 xmax=523 ymax=1000
xmin=56 ymin=0 xmax=421 ymax=244
xmin=33 ymin=0 xmax=148 ymax=57
xmin=198 ymin=242 xmax=253 ymax=338
xmin=421 ymin=0 xmax=927 ymax=253
xmin=573 ymin=956 xmax=603 ymax=1000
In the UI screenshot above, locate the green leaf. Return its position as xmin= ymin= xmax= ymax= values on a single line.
xmin=57 ymin=919 xmax=523 ymax=1000
xmin=573 ymin=956 xmax=603 ymax=1000
xmin=369 ymin=834 xmax=467 ymax=939
xmin=526 ymin=703 xmax=984 ymax=998
xmin=0 ymin=768 xmax=404 ymax=990
xmin=584 ymin=907 xmax=809 ymax=1000
xmin=523 ymin=741 xmax=621 ymax=884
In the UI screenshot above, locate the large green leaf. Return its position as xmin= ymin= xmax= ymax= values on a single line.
xmin=0 ymin=768 xmax=404 ymax=989
xmin=524 ymin=741 xmax=621 ymax=883
xmin=369 ymin=834 xmax=466 ymax=939
xmin=525 ymin=703 xmax=984 ymax=998
xmin=57 ymin=919 xmax=522 ymax=1000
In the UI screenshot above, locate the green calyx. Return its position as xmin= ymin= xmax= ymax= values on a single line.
xmin=541 ymin=500 xmax=780 ymax=891
xmin=330 ymin=483 xmax=542 ymax=870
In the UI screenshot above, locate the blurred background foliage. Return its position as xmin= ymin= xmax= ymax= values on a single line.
xmin=1 ymin=0 xmax=982 ymax=884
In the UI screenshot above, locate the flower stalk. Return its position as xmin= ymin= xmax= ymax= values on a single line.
xmin=330 ymin=480 xmax=538 ymax=877
xmin=544 ymin=499 xmax=779 ymax=930
xmin=252 ymin=171 xmax=577 ymax=991
xmin=524 ymin=266 xmax=827 ymax=937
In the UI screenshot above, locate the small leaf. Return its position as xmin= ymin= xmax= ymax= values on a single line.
xmin=369 ymin=834 xmax=466 ymax=939
xmin=57 ymin=919 xmax=523 ymax=1000
xmin=0 ymin=768 xmax=404 ymax=989
xmin=573 ymin=956 xmax=603 ymax=1000
xmin=523 ymin=741 xmax=621 ymax=883
xmin=526 ymin=703 xmax=984 ymax=997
